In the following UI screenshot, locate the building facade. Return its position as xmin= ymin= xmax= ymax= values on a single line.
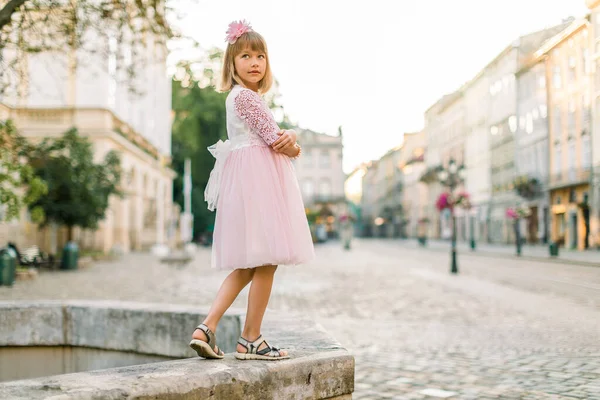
xmin=539 ymin=18 xmax=594 ymax=250
xmin=0 ymin=28 xmax=175 ymax=253
xmin=398 ymin=132 xmax=427 ymax=238
xmin=488 ymin=26 xmax=569 ymax=244
xmin=422 ymin=91 xmax=466 ymax=240
xmin=515 ymin=57 xmax=551 ymax=244
xmin=294 ymin=128 xmax=345 ymax=235
xmin=586 ymin=0 xmax=600 ymax=249
xmin=464 ymin=71 xmax=492 ymax=243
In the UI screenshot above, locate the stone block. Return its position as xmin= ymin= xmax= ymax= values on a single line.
xmin=0 ymin=301 xmax=64 ymax=346
xmin=64 ymin=300 xmax=241 ymax=356
xmin=0 ymin=301 xmax=354 ymax=399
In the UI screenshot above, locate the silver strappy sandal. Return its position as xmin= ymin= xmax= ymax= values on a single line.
xmin=234 ymin=335 xmax=289 ymax=361
xmin=189 ymin=323 xmax=225 ymax=359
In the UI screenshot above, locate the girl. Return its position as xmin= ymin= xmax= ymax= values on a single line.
xmin=189 ymin=20 xmax=315 ymax=361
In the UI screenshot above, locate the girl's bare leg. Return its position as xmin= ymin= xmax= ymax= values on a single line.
xmin=237 ymin=264 xmax=288 ymax=356
xmin=192 ymin=268 xmax=255 ymax=352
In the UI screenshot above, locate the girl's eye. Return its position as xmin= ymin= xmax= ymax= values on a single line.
xmin=258 ymin=55 xmax=265 ymax=59
xmin=241 ymin=54 xmax=249 ymax=58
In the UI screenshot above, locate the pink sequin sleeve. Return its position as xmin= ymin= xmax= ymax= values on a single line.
xmin=234 ymin=89 xmax=280 ymax=145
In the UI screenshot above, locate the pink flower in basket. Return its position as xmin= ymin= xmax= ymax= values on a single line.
xmin=436 ymin=192 xmax=451 ymax=211
xmin=339 ymin=214 xmax=349 ymax=222
xmin=506 ymin=208 xmax=518 ymax=219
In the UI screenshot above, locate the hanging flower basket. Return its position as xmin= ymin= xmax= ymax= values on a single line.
xmin=513 ymin=176 xmax=540 ymax=199
xmin=506 ymin=205 xmax=531 ymax=219
xmin=436 ymin=191 xmax=471 ymax=212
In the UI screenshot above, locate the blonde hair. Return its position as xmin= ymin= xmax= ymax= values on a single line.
xmin=218 ymin=31 xmax=273 ymax=94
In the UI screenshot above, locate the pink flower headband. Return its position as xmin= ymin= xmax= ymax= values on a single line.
xmin=225 ymin=20 xmax=252 ymax=44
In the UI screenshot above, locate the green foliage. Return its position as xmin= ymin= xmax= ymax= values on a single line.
xmin=171 ymin=63 xmax=227 ymax=237
xmin=170 ymin=49 xmax=296 ymax=239
xmin=26 ymin=128 xmax=122 ymax=239
xmin=0 ymin=120 xmax=47 ymax=222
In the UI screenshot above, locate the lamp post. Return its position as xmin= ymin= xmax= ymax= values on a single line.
xmin=437 ymin=159 xmax=467 ymax=274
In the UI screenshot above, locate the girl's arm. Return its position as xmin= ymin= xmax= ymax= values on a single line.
xmin=234 ymin=89 xmax=280 ymax=145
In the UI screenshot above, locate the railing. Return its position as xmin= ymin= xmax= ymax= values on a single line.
xmin=549 ymin=167 xmax=591 ymax=189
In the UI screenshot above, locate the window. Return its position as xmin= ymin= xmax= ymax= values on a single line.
xmin=569 ymin=189 xmax=577 ymax=203
xmin=319 ymin=179 xmax=331 ymax=199
xmin=508 ymin=115 xmax=517 ymax=133
xmin=568 ymin=58 xmax=576 ymax=83
xmin=538 ymin=75 xmax=546 ymax=89
xmin=553 ymin=66 xmax=561 ymax=89
xmin=568 ymin=100 xmax=576 ymax=131
xmin=540 ymin=104 xmax=548 ymax=119
xmin=519 ymin=116 xmax=526 ymax=130
xmin=583 ymin=135 xmax=591 ymax=168
xmin=320 ymin=150 xmax=330 ymax=168
xmin=490 ymin=126 xmax=499 ymax=136
xmin=554 ymin=106 xmax=562 ymax=135
xmin=568 ymin=140 xmax=576 ymax=172
xmin=303 ymin=150 xmax=313 ymax=167
xmin=583 ymin=49 xmax=591 ymax=75
xmin=526 ymin=113 xmax=533 ymax=134
xmin=583 ymin=93 xmax=591 ymax=130
xmin=554 ymin=145 xmax=561 ymax=175
xmin=302 ymin=179 xmax=314 ymax=198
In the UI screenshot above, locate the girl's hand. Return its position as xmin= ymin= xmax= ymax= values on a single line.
xmin=280 ymin=143 xmax=301 ymax=158
xmin=272 ymin=129 xmax=297 ymax=152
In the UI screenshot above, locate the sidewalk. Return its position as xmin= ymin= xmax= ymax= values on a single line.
xmin=399 ymin=237 xmax=600 ymax=266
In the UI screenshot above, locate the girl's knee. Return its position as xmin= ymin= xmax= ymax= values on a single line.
xmin=257 ymin=264 xmax=278 ymax=273
xmin=233 ymin=268 xmax=255 ymax=279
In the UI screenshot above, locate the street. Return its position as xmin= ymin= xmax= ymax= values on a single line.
xmin=2 ymin=239 xmax=600 ymax=399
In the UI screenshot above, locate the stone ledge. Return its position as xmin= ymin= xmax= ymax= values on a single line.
xmin=0 ymin=301 xmax=354 ymax=399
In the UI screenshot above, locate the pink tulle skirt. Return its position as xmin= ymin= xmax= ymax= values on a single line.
xmin=211 ymin=146 xmax=315 ymax=270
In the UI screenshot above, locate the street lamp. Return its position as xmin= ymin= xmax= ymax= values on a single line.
xmin=437 ymin=159 xmax=466 ymax=274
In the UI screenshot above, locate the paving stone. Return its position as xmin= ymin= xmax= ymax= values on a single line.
xmin=2 ymin=240 xmax=600 ymax=399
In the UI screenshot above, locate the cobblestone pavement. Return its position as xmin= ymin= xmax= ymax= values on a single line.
xmin=399 ymin=237 xmax=600 ymax=266
xmin=2 ymin=239 xmax=600 ymax=399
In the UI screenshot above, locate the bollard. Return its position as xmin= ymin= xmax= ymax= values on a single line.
xmin=549 ymin=242 xmax=559 ymax=257
xmin=61 ymin=241 xmax=79 ymax=270
xmin=0 ymin=247 xmax=17 ymax=286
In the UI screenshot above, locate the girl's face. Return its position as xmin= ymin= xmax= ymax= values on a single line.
xmin=234 ymin=47 xmax=266 ymax=91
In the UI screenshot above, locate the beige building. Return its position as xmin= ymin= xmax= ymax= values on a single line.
xmin=0 ymin=28 xmax=176 ymax=253
xmin=293 ymin=128 xmax=345 ymax=235
xmin=536 ymin=17 xmax=593 ymax=250
xmin=421 ymin=91 xmax=465 ymax=240
xmin=586 ymin=0 xmax=600 ymax=250
xmin=398 ymin=132 xmax=427 ymax=238
xmin=360 ymin=160 xmax=379 ymax=237
xmin=359 ymin=144 xmax=403 ymax=238
xmin=464 ymin=71 xmax=492 ymax=243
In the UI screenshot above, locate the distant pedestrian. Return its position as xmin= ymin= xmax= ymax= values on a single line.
xmin=189 ymin=20 xmax=314 ymax=361
xmin=339 ymin=213 xmax=355 ymax=250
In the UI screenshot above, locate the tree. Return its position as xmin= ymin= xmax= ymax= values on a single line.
xmin=171 ymin=60 xmax=227 ymax=238
xmin=0 ymin=0 xmax=185 ymax=95
xmin=26 ymin=128 xmax=122 ymax=241
xmin=0 ymin=119 xmax=47 ymax=222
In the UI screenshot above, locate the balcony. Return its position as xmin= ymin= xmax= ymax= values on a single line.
xmin=549 ymin=167 xmax=592 ymax=190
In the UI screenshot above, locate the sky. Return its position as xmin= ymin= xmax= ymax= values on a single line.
xmin=172 ymin=0 xmax=589 ymax=173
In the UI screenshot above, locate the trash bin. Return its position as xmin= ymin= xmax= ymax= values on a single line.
xmin=0 ymin=247 xmax=17 ymax=286
xmin=61 ymin=241 xmax=79 ymax=270
xmin=549 ymin=242 xmax=559 ymax=257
